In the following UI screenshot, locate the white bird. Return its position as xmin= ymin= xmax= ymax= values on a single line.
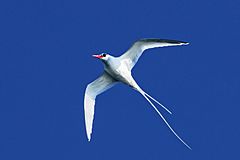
xmin=84 ymin=38 xmax=191 ymax=149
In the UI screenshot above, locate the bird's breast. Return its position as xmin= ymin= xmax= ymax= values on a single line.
xmin=106 ymin=62 xmax=134 ymax=86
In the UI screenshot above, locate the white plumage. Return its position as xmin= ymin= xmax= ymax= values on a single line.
xmin=84 ymin=38 xmax=191 ymax=149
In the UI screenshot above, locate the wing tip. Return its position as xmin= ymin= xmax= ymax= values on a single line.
xmin=181 ymin=42 xmax=189 ymax=45
xmin=87 ymin=134 xmax=92 ymax=142
xmin=172 ymin=40 xmax=189 ymax=45
xmin=139 ymin=38 xmax=189 ymax=45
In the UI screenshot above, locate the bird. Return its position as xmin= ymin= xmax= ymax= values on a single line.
xmin=84 ymin=38 xmax=191 ymax=149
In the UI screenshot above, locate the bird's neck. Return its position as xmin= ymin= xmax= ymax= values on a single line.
xmin=103 ymin=56 xmax=120 ymax=71
xmin=102 ymin=56 xmax=114 ymax=66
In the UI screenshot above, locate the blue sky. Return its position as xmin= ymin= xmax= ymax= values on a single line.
xmin=0 ymin=0 xmax=240 ymax=159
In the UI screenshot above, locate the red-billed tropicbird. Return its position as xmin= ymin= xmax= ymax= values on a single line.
xmin=84 ymin=39 xmax=191 ymax=149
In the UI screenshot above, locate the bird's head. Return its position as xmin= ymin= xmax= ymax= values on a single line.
xmin=92 ymin=53 xmax=110 ymax=61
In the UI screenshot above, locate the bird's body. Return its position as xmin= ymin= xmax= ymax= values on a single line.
xmin=103 ymin=56 xmax=138 ymax=88
xmin=84 ymin=39 xmax=191 ymax=149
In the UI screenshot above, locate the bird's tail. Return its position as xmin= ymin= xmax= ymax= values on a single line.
xmin=137 ymin=88 xmax=192 ymax=150
xmin=144 ymin=92 xmax=172 ymax=115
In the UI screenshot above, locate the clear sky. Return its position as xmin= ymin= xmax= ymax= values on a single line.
xmin=0 ymin=0 xmax=239 ymax=159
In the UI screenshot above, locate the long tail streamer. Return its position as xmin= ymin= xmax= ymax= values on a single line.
xmin=140 ymin=90 xmax=192 ymax=150
xmin=144 ymin=92 xmax=172 ymax=114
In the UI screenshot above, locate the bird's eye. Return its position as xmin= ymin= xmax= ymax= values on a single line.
xmin=102 ymin=53 xmax=107 ymax=57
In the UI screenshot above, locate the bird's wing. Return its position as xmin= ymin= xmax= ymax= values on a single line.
xmin=84 ymin=72 xmax=117 ymax=141
xmin=120 ymin=39 xmax=189 ymax=70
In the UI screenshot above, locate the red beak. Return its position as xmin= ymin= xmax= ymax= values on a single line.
xmin=92 ymin=54 xmax=103 ymax=59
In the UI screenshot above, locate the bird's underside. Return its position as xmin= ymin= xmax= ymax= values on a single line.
xmin=84 ymin=38 xmax=191 ymax=149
